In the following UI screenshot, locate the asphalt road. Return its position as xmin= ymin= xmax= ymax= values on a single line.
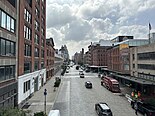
xmin=53 ymin=66 xmax=141 ymax=116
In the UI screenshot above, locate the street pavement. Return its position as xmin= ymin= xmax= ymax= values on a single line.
xmin=24 ymin=71 xmax=62 ymax=115
xmin=23 ymin=66 xmax=141 ymax=116
xmin=53 ymin=66 xmax=142 ymax=116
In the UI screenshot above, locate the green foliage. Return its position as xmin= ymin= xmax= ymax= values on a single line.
xmin=0 ymin=107 xmax=29 ymax=116
xmin=34 ymin=111 xmax=47 ymax=116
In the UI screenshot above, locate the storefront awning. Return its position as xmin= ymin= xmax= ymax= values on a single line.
xmin=114 ymin=74 xmax=155 ymax=85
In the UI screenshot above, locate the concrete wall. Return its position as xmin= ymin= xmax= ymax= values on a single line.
xmin=18 ymin=69 xmax=46 ymax=105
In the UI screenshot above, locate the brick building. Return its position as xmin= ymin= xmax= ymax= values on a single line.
xmin=18 ymin=0 xmax=47 ymax=107
xmin=46 ymin=38 xmax=55 ymax=81
xmin=89 ymin=40 xmax=112 ymax=66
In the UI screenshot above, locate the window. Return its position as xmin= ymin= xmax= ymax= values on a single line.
xmin=24 ymin=61 xmax=31 ymax=73
xmin=34 ymin=61 xmax=39 ymax=71
xmin=41 ymin=61 xmax=44 ymax=68
xmin=132 ymin=54 xmax=135 ymax=60
xmin=35 ymin=47 xmax=39 ymax=57
xmin=24 ymin=44 xmax=31 ymax=56
xmin=24 ymin=8 xmax=31 ymax=24
xmin=42 ymin=6 xmax=45 ymax=14
xmin=0 ymin=38 xmax=15 ymax=56
xmin=35 ymin=20 xmax=39 ymax=31
xmin=41 ymin=28 xmax=44 ymax=36
xmin=0 ymin=10 xmax=16 ymax=33
xmin=10 ymin=42 xmax=15 ymax=55
xmin=41 ymin=49 xmax=44 ymax=58
xmin=0 ymin=39 xmax=5 ymax=55
xmin=0 ymin=67 xmax=5 ymax=81
xmin=41 ymin=38 xmax=44 ymax=47
xmin=35 ymin=7 xmax=39 ymax=18
xmin=35 ymin=34 xmax=39 ymax=44
xmin=26 ymin=0 xmax=32 ymax=7
xmin=36 ymin=0 xmax=40 ymax=5
xmin=7 ymin=0 xmax=16 ymax=7
xmin=138 ymin=64 xmax=155 ymax=70
xmin=23 ymin=80 xmax=30 ymax=93
xmin=6 ymin=40 xmax=11 ymax=55
xmin=1 ymin=11 xmax=6 ymax=28
xmin=138 ymin=52 xmax=155 ymax=60
xmin=24 ymin=25 xmax=31 ymax=40
xmin=41 ymin=17 xmax=45 ymax=25
xmin=6 ymin=15 xmax=11 ymax=30
xmin=133 ymin=64 xmax=135 ymax=68
xmin=0 ymin=65 xmax=15 ymax=81
xmin=10 ymin=66 xmax=15 ymax=78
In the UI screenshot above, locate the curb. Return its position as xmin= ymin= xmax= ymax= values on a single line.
xmin=50 ymin=76 xmax=63 ymax=110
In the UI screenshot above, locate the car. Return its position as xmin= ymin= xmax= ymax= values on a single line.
xmin=79 ymin=70 xmax=83 ymax=75
xmin=131 ymin=100 xmax=155 ymax=116
xmin=80 ymin=73 xmax=84 ymax=78
xmin=85 ymin=81 xmax=92 ymax=88
xmin=95 ymin=102 xmax=113 ymax=116
xmin=76 ymin=66 xmax=79 ymax=70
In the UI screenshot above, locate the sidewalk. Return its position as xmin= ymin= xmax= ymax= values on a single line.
xmin=24 ymin=71 xmax=62 ymax=115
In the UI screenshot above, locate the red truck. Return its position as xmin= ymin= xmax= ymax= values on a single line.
xmin=101 ymin=76 xmax=121 ymax=93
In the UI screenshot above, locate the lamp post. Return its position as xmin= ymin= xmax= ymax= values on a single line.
xmin=44 ymin=89 xmax=47 ymax=115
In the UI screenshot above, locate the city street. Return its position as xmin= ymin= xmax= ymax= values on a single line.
xmin=52 ymin=65 xmax=142 ymax=116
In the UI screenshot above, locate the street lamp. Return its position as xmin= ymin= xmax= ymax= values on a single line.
xmin=44 ymin=89 xmax=47 ymax=115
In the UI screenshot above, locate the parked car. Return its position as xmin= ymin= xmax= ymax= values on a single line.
xmin=131 ymin=100 xmax=155 ymax=116
xmin=85 ymin=81 xmax=92 ymax=88
xmin=80 ymin=73 xmax=84 ymax=78
xmin=76 ymin=66 xmax=79 ymax=70
xmin=95 ymin=102 xmax=113 ymax=116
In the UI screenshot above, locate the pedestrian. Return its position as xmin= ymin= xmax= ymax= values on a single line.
xmin=134 ymin=101 xmax=138 ymax=115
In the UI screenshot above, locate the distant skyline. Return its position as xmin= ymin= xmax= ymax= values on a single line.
xmin=46 ymin=0 xmax=155 ymax=58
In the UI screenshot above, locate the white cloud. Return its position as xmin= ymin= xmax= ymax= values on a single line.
xmin=118 ymin=25 xmax=148 ymax=39
xmin=46 ymin=0 xmax=155 ymax=57
xmin=90 ymin=18 xmax=114 ymax=33
xmin=46 ymin=3 xmax=76 ymax=27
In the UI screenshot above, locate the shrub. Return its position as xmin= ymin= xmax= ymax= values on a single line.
xmin=0 ymin=107 xmax=29 ymax=116
xmin=34 ymin=111 xmax=47 ymax=116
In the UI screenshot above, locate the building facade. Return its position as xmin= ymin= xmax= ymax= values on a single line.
xmin=90 ymin=40 xmax=112 ymax=67
xmin=18 ymin=0 xmax=46 ymax=107
xmin=59 ymin=45 xmax=69 ymax=62
xmin=91 ymin=44 xmax=109 ymax=66
xmin=130 ymin=42 xmax=155 ymax=95
xmin=46 ymin=38 xmax=54 ymax=81
xmin=0 ymin=0 xmax=18 ymax=108
xmin=54 ymin=53 xmax=64 ymax=74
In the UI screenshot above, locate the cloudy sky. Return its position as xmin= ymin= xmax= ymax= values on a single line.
xmin=46 ymin=0 xmax=155 ymax=58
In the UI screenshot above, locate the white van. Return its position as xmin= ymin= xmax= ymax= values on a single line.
xmin=48 ymin=110 xmax=60 ymax=116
